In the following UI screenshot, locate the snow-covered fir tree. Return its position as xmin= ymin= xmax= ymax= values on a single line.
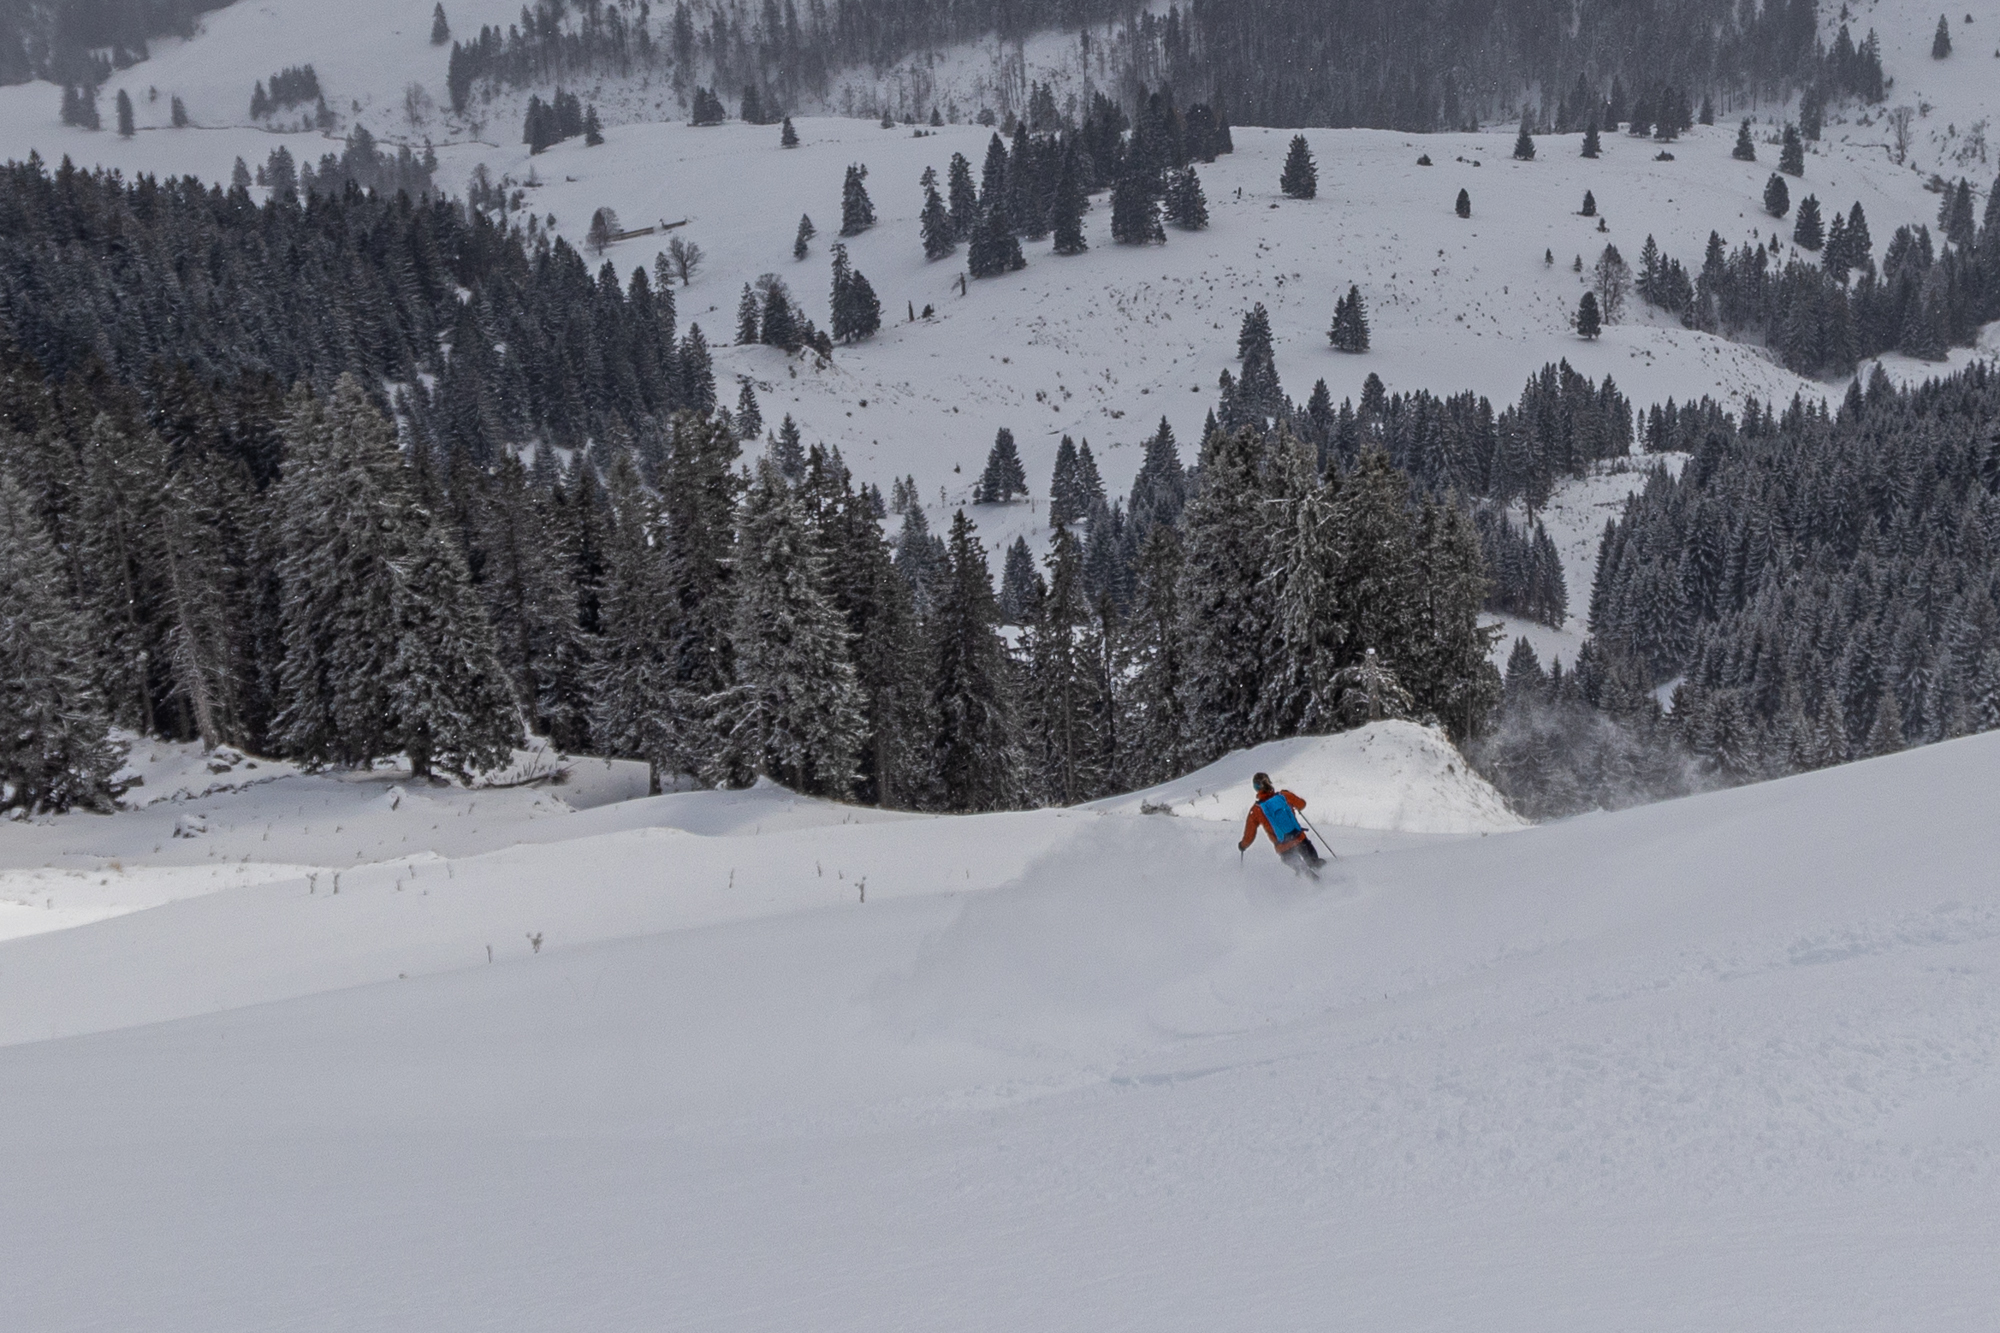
xmin=977 ymin=427 xmax=1028 ymax=503
xmin=714 ymin=459 xmax=866 ymax=797
xmin=924 ymin=511 xmax=1020 ymax=812
xmin=0 ymin=466 xmax=120 ymax=812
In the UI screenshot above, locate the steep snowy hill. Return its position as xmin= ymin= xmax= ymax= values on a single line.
xmin=2 ymin=718 xmax=1998 ymax=1328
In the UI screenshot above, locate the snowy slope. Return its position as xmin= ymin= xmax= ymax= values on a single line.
xmin=4 ymin=13 xmax=1996 ymax=540
xmin=2 ymin=720 xmax=1999 ymax=1327
xmin=0 ymin=3 xmax=1993 ymax=628
xmin=1091 ymin=719 xmax=1523 ymax=835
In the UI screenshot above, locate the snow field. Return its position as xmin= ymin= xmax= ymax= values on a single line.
xmin=2 ymin=724 xmax=1998 ymax=1328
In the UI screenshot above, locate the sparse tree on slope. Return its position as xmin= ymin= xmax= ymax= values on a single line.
xmin=839 ymin=164 xmax=875 ymax=235
xmin=1165 ymin=165 xmax=1209 ymax=229
xmin=978 ymin=427 xmax=1028 ymax=503
xmin=1110 ymin=172 xmax=1164 ymax=243
xmin=920 ymin=167 xmax=954 ymax=260
xmin=1576 ymin=289 xmax=1602 ymax=338
xmin=1779 ymin=123 xmax=1804 ymax=177
xmin=1513 ymin=109 xmax=1535 ymax=160
xmin=1280 ymin=133 xmax=1317 ymax=198
xmin=1051 ymin=141 xmax=1089 ymax=254
xmin=1330 ymin=284 xmax=1370 ymax=352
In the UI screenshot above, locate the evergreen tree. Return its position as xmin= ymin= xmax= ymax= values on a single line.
xmin=736 ymin=284 xmax=761 ymax=344
xmin=657 ymin=412 xmax=742 ymax=776
xmin=793 ymin=213 xmax=815 ymax=260
xmin=1128 ymin=417 xmax=1189 ymax=536
xmin=781 ymin=116 xmax=798 ymax=147
xmin=1048 ymin=435 xmax=1083 ymax=527
xmin=0 ymin=467 xmax=120 ymax=812
xmin=1764 ymin=173 xmax=1790 ymax=217
xmin=1119 ymin=523 xmax=1190 ymax=783
xmin=589 ymin=455 xmax=676 ymax=791
xmin=116 ymin=89 xmax=134 ymax=137
xmin=920 ymin=169 xmax=955 ymax=260
xmin=271 ymin=377 xmax=519 ymax=780
xmin=735 ymin=381 xmax=763 ymax=438
xmin=1733 ymin=118 xmax=1756 ymax=161
xmin=1177 ymin=425 xmax=1276 ymax=760
xmin=1280 ymin=133 xmax=1318 ymax=198
xmin=1581 ymin=117 xmax=1601 ymax=158
xmin=1576 ymin=290 xmax=1602 ymax=338
xmin=1329 ymin=284 xmax=1370 ymax=352
xmin=1779 ymin=123 xmax=1804 ymax=177
xmin=977 ymin=427 xmax=1028 ymax=503
xmin=1050 ymin=140 xmax=1089 ymax=254
xmin=1512 ymin=109 xmax=1536 ymax=160
xmin=998 ymin=536 xmax=1041 ymax=623
xmin=1456 ymin=187 xmax=1471 ymax=218
xmin=584 ymin=104 xmax=603 ymax=146
xmin=690 ymin=87 xmax=725 ymax=126
xmin=773 ymin=414 xmax=805 ymax=481
xmin=924 ymin=510 xmax=1019 ymax=811
xmin=1581 ymin=189 xmax=1596 ymax=217
xmin=839 ymin=163 xmax=875 ymax=235
xmin=946 ymin=151 xmax=979 ymax=241
xmin=978 ymin=131 xmax=1010 ymax=214
xmin=967 ymin=198 xmax=1026 ymax=277
xmin=1022 ymin=525 xmax=1102 ymax=804
xmin=1866 ymin=689 xmax=1905 ymax=755
xmin=1932 ymin=13 xmax=1953 ymax=58
xmin=475 ymin=453 xmax=588 ymax=748
xmin=715 ymin=459 xmax=865 ymax=796
xmin=1255 ymin=429 xmax=1346 ymax=736
xmin=431 ymin=3 xmax=450 ymax=45
xmin=1164 ymin=165 xmax=1209 ymax=229
xmin=829 ymin=243 xmax=881 ymax=342
xmin=1793 ymin=194 xmax=1824 ymax=250
xmin=1110 ymin=172 xmax=1164 ymax=243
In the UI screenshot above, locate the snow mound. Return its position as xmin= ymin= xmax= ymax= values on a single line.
xmin=1092 ymin=719 xmax=1522 ymax=835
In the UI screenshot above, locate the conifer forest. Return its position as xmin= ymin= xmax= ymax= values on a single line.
xmin=0 ymin=0 xmax=1996 ymax=830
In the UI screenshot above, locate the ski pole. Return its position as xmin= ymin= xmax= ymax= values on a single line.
xmin=1297 ymin=811 xmax=1337 ymax=859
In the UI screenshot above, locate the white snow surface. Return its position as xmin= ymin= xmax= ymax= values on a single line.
xmin=3 ymin=726 xmax=2000 ymax=1328
xmin=1091 ymin=720 xmax=1523 ymax=835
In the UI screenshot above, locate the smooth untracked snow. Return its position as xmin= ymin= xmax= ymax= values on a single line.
xmin=2 ymin=726 xmax=1999 ymax=1329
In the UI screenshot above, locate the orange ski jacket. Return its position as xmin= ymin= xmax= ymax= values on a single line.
xmin=1240 ymin=790 xmax=1308 ymax=852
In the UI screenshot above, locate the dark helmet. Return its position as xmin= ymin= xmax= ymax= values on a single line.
xmin=1252 ymin=772 xmax=1273 ymax=793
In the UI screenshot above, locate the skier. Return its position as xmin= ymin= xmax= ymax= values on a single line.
xmin=1238 ymin=772 xmax=1326 ymax=875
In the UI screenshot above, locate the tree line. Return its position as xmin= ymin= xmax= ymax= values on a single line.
xmin=1478 ymin=366 xmax=2000 ymax=818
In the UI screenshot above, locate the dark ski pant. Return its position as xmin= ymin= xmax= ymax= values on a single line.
xmin=1279 ymin=837 xmax=1324 ymax=872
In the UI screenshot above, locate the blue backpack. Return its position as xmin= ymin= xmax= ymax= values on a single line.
xmin=1258 ymin=791 xmax=1302 ymax=842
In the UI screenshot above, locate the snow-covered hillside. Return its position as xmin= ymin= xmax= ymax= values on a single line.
xmin=4 ymin=716 xmax=1999 ymax=1328
xmin=1 ymin=6 xmax=1994 ymax=687
xmin=1 ymin=0 xmax=1995 ymax=590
